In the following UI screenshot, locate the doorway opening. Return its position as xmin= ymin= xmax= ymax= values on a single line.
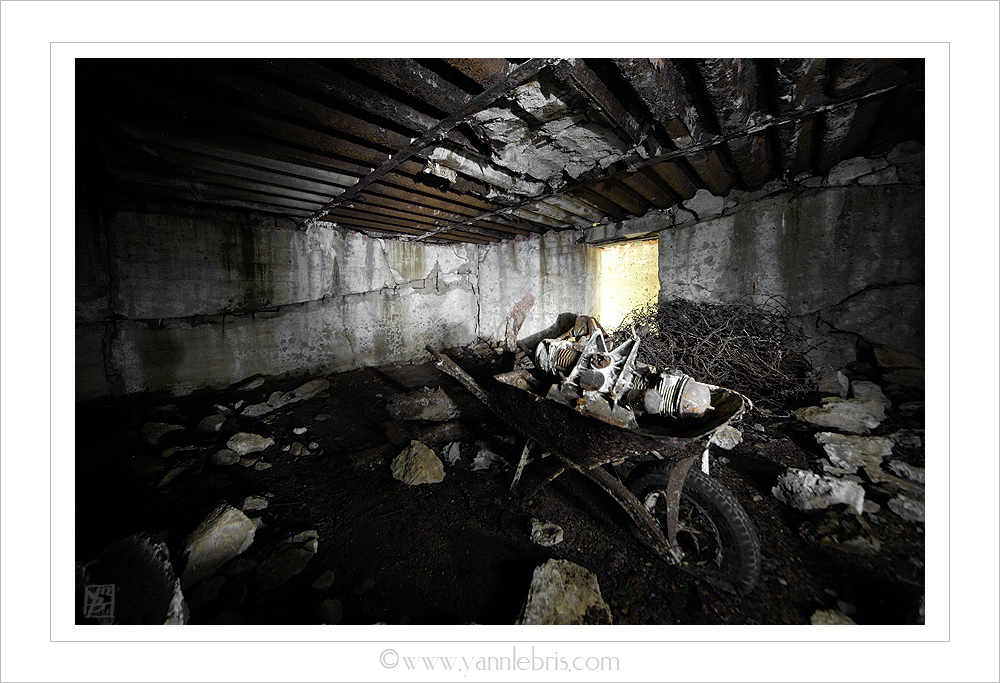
xmin=598 ymin=239 xmax=660 ymax=330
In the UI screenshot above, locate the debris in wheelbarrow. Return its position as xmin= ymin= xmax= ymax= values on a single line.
xmin=427 ymin=306 xmax=761 ymax=597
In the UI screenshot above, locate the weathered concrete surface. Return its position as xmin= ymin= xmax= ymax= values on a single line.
xmin=78 ymin=212 xmax=482 ymax=397
xmin=478 ymin=231 xmax=600 ymax=345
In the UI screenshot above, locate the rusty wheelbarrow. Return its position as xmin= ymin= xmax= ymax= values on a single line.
xmin=426 ymin=318 xmax=761 ymax=596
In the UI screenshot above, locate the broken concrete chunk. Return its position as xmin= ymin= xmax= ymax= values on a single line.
xmin=141 ymin=422 xmax=184 ymax=446
xmin=227 ymin=432 xmax=274 ymax=456
xmin=887 ymin=460 xmax=925 ymax=485
xmin=531 ymin=519 xmax=564 ymax=547
xmin=386 ymin=386 xmax=463 ymax=421
xmin=293 ymin=427 xmax=308 ymax=435
xmin=83 ymin=534 xmax=188 ymax=625
xmin=811 ymin=609 xmax=857 ymax=625
xmin=711 ymin=425 xmax=743 ymax=450
xmin=793 ymin=397 xmax=885 ymax=434
xmin=209 ymin=449 xmax=240 ymax=467
xmin=682 ymin=188 xmax=725 ymax=220
xmin=850 ymin=380 xmax=891 ymax=409
xmin=518 ymin=559 xmax=612 ymax=625
xmin=815 ymin=432 xmax=893 ymax=474
xmin=442 ymin=441 xmax=462 ymax=465
xmin=887 ymin=493 xmax=925 ymax=523
xmin=182 ymin=503 xmax=256 ymax=587
xmin=772 ymin=468 xmax=865 ymax=515
xmin=256 ymin=531 xmax=318 ymax=590
xmin=241 ymin=495 xmax=269 ymax=511
xmin=812 ymin=366 xmax=849 ymax=398
xmin=196 ymin=414 xmax=227 ymax=433
xmin=391 ymin=441 xmax=445 ymax=485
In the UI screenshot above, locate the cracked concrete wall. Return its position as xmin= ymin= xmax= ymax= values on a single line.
xmin=76 ymin=209 xmax=480 ymax=399
xmin=477 ymin=231 xmax=601 ymax=345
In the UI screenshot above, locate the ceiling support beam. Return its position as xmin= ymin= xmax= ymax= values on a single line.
xmin=304 ymin=58 xmax=562 ymax=227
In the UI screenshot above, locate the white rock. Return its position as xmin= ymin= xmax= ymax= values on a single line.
xmin=888 ymin=493 xmax=925 ymax=522
xmin=811 ymin=609 xmax=857 ymax=625
xmin=182 ymin=503 xmax=256 ymax=587
xmin=711 ymin=425 xmax=743 ymax=450
xmin=793 ymin=397 xmax=886 ymax=434
xmin=815 ymin=432 xmax=893 ymax=474
xmin=196 ymin=414 xmax=227 ymax=433
xmin=530 ymin=519 xmax=564 ymax=547
xmin=241 ymin=495 xmax=269 ymax=511
xmin=209 ymin=449 xmax=240 ymax=466
xmin=772 ymin=468 xmax=865 ymax=515
xmin=888 ymin=460 xmax=925 ymax=484
xmin=227 ymin=432 xmax=275 ymax=456
xmin=293 ymin=427 xmax=308 ymax=435
xmin=471 ymin=446 xmax=508 ymax=472
xmin=391 ymin=441 xmax=445 ymax=485
xmin=442 ymin=441 xmax=462 ymax=465
xmin=518 ymin=559 xmax=612 ymax=625
xmin=850 ymin=380 xmax=891 ymax=409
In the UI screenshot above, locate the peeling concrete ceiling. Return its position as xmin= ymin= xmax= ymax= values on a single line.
xmin=77 ymin=57 xmax=925 ymax=244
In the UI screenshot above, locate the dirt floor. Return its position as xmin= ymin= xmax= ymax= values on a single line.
xmin=74 ymin=351 xmax=926 ymax=626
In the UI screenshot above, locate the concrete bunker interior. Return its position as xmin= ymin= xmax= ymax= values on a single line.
xmin=75 ymin=57 xmax=925 ymax=626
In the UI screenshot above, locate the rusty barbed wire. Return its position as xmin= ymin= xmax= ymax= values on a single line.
xmin=607 ymin=297 xmax=812 ymax=410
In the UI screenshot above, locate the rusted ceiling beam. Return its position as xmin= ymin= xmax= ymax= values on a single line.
xmin=304 ymin=58 xmax=562 ymax=226
xmin=440 ymin=58 xmax=512 ymax=89
xmin=407 ymin=77 xmax=920 ymax=242
xmin=345 ymin=58 xmax=472 ymax=114
xmin=555 ymin=59 xmax=645 ymax=146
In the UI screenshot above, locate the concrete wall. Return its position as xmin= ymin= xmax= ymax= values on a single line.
xmin=76 ymin=210 xmax=599 ymax=400
xmin=76 ymin=209 xmax=483 ymax=399
xmin=477 ymin=231 xmax=601 ymax=345
xmin=585 ymin=144 xmax=926 ymax=366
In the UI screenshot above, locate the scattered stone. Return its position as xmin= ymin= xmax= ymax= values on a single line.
xmin=315 ymin=414 xmax=331 ymax=421
xmin=196 ymin=414 xmax=227 ymax=433
xmin=209 ymin=449 xmax=240 ymax=466
xmin=256 ymin=530 xmax=318 ymax=590
xmin=386 ymin=386 xmax=463 ymax=421
xmin=182 ymin=503 xmax=256 ymax=587
xmin=811 ymin=609 xmax=857 ymax=625
xmin=888 ymin=493 xmax=925 ymax=523
xmin=711 ymin=425 xmax=743 ymax=450
xmin=850 ymin=380 xmax=891 ymax=409
xmin=888 ymin=460 xmax=925 ymax=485
xmin=391 ymin=441 xmax=445 ymax=485
xmin=862 ymin=464 xmax=924 ymax=496
xmin=531 ymin=519 xmax=564 ymax=547
xmin=311 ymin=569 xmax=336 ymax=591
xmin=214 ymin=404 xmax=234 ymax=415
xmin=242 ymin=495 xmax=269 ymax=511
xmin=825 ymin=156 xmax=888 ymax=186
xmin=799 ymin=508 xmax=882 ymax=554
xmin=223 ymin=557 xmax=259 ymax=576
xmin=812 ymin=366 xmax=849 ymax=398
xmin=254 ymin=461 xmax=272 ymax=471
xmin=234 ymin=400 xmax=244 ymax=410
xmin=293 ymin=427 xmax=308 ymax=435
xmin=317 ymin=598 xmax=343 ymax=624
xmin=772 ymin=468 xmax=865 ymax=514
xmin=815 ymin=432 xmax=893 ymax=474
xmin=141 ymin=422 xmax=184 ymax=446
xmin=241 ymin=402 xmax=274 ymax=418
xmin=158 ymin=458 xmax=197 ymax=487
xmin=863 ymin=500 xmax=881 ymax=516
xmin=890 ymin=429 xmax=924 ymax=449
xmin=518 ymin=559 xmax=612 ymax=625
xmin=82 ymin=534 xmax=188 ymax=625
xmin=227 ymin=432 xmax=275 ymax=456
xmin=442 ymin=441 xmax=462 ymax=465
xmin=289 ymin=442 xmax=305 ymax=457
xmin=239 ymin=457 xmax=259 ymax=468
xmin=308 ymin=442 xmax=319 ymax=451
xmin=237 ymin=376 xmax=266 ymax=391
xmin=161 ymin=445 xmax=198 ymax=459
xmin=290 ymin=378 xmax=330 ymax=401
xmin=267 ymin=391 xmax=286 ymax=407
xmin=471 ymin=445 xmax=508 ymax=472
xmin=793 ymin=397 xmax=886 ymax=434
xmin=188 ymin=575 xmax=227 ymax=607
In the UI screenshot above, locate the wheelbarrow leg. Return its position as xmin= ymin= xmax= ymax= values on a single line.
xmin=511 ymin=439 xmax=534 ymax=494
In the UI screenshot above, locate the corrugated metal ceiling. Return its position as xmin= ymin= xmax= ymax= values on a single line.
xmin=77 ymin=57 xmax=924 ymax=244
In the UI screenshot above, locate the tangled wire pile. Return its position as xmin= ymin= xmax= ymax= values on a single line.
xmin=607 ymin=297 xmax=812 ymax=409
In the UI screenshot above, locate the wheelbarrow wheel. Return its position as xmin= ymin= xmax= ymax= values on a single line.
xmin=626 ymin=461 xmax=761 ymax=596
